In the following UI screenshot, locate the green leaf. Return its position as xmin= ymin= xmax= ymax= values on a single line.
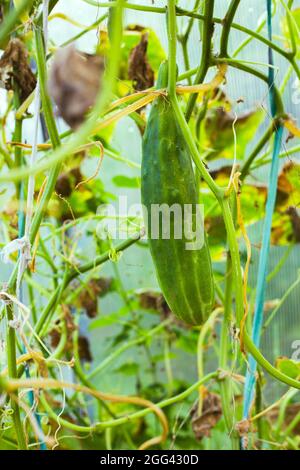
xmin=281 ymin=8 xmax=300 ymax=50
xmin=151 ymin=352 xmax=176 ymax=363
xmin=175 ymin=332 xmax=198 ymax=354
xmin=114 ymin=361 xmax=139 ymax=376
xmin=112 ymin=175 xmax=140 ymax=188
xmin=89 ymin=311 xmax=122 ymax=330
xmin=276 ymin=357 xmax=300 ymax=379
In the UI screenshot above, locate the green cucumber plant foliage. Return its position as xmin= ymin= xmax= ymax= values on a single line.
xmin=0 ymin=0 xmax=299 ymax=451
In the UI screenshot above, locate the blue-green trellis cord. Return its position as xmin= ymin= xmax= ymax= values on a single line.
xmin=242 ymin=0 xmax=284 ymax=426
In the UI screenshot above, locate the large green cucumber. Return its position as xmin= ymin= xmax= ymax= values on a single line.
xmin=141 ymin=62 xmax=215 ymax=325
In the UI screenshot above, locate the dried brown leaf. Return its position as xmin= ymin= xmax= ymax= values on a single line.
xmin=78 ymin=336 xmax=93 ymax=362
xmin=267 ymin=403 xmax=300 ymax=435
xmin=0 ymin=39 xmax=36 ymax=102
xmin=78 ymin=278 xmax=113 ymax=318
xmin=286 ymin=207 xmax=300 ymax=242
xmin=55 ymin=173 xmax=73 ymax=198
xmin=49 ymin=306 xmax=77 ymax=354
xmin=128 ymin=33 xmax=154 ymax=91
xmin=191 ymin=392 xmax=222 ymax=440
xmin=79 ymin=290 xmax=98 ymax=319
xmin=138 ymin=290 xmax=189 ymax=328
xmin=48 ymin=45 xmax=105 ymax=129
xmin=235 ymin=418 xmax=251 ymax=437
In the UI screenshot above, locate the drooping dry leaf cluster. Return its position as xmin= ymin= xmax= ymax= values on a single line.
xmin=48 ymin=45 xmax=105 ymax=129
xmin=128 ymin=33 xmax=154 ymax=91
xmin=0 ymin=38 xmax=36 ymax=102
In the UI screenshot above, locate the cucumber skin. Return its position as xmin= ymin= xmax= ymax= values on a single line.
xmin=141 ymin=95 xmax=215 ymax=326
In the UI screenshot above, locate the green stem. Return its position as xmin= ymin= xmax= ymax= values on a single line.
xmin=282 ymin=0 xmax=297 ymax=57
xmin=254 ymin=370 xmax=264 ymax=447
xmin=87 ymin=320 xmax=171 ymax=380
xmin=185 ymin=0 xmax=215 ymax=121
xmin=233 ymin=15 xmax=267 ymax=58
xmin=178 ymin=0 xmax=202 ymax=85
xmin=6 ymin=305 xmax=27 ymax=449
xmin=291 ymin=57 xmax=300 ymax=81
xmin=164 ymin=334 xmax=174 ymax=397
xmin=167 ymin=0 xmax=177 ymax=98
xmin=13 ymin=119 xmax=23 ymax=198
xmin=254 ymin=144 xmax=300 ymax=170
xmin=38 ymin=372 xmax=218 ymax=434
xmin=240 ymin=123 xmax=275 ymax=181
xmin=58 ymin=12 xmax=109 ymax=49
xmin=34 ymin=0 xmax=59 ymax=27
xmin=220 ymin=0 xmax=241 ymax=57
xmin=183 ymin=0 xmax=202 ymax=42
xmin=170 ymin=95 xmax=223 ymax=199
xmin=32 ymin=272 xmax=68 ymax=341
xmin=27 ymin=272 xmax=37 ymax=325
xmin=180 ymin=40 xmax=191 ymax=84
xmin=176 ymin=7 xmax=300 ymax=79
xmin=244 ymin=330 xmax=300 ymax=389
xmin=214 ymin=58 xmax=285 ymax=115
xmin=72 ymin=315 xmax=115 ymax=419
xmin=263 ymin=273 xmax=300 ymax=331
xmin=68 ymin=232 xmax=141 ymax=282
xmin=30 ymin=28 xmax=61 ymax=245
xmin=0 ymin=146 xmax=14 ymax=169
xmin=219 ymin=257 xmax=240 ymax=449
xmin=285 ymin=409 xmax=300 ymax=435
xmin=81 ymin=0 xmax=166 ymax=13
xmin=82 ymin=2 xmax=300 ymax=81
xmin=33 ymin=234 xmax=141 ymax=340
xmin=220 ymin=199 xmax=244 ymax=324
xmin=266 ymin=244 xmax=293 ymax=283
xmin=197 ymin=310 xmax=222 ymax=417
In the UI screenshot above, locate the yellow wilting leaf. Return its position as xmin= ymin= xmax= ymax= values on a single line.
xmin=284 ymin=118 xmax=300 ymax=137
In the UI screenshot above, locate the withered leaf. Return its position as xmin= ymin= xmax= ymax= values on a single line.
xmin=55 ymin=168 xmax=84 ymax=198
xmin=138 ymin=290 xmax=189 ymax=328
xmin=126 ymin=25 xmax=147 ymax=33
xmin=79 ymin=289 xmax=98 ymax=319
xmin=49 ymin=305 xmax=77 ymax=355
xmin=267 ymin=403 xmax=300 ymax=435
xmin=235 ymin=418 xmax=251 ymax=437
xmin=92 ymin=277 xmax=114 ymax=297
xmin=0 ymin=39 xmax=36 ymax=102
xmin=209 ymin=165 xmax=233 ymax=181
xmin=128 ymin=33 xmax=154 ymax=91
xmin=276 ymin=162 xmax=295 ymax=206
xmin=55 ymin=173 xmax=73 ymax=198
xmin=78 ymin=277 xmax=113 ymax=318
xmin=286 ymin=206 xmax=300 ymax=242
xmin=139 ymin=290 xmax=167 ymax=312
xmin=48 ymin=45 xmax=105 ymax=129
xmin=78 ymin=336 xmax=93 ymax=362
xmin=191 ymin=392 xmax=222 ymax=440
